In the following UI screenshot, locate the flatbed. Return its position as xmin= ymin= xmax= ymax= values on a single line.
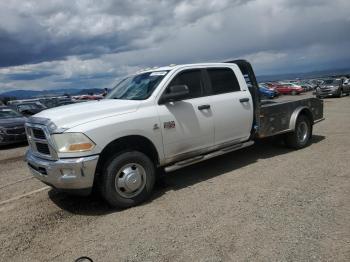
xmin=226 ymin=60 xmax=324 ymax=139
xmin=259 ymin=98 xmax=324 ymax=138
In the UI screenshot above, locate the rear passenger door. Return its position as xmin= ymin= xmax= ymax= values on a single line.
xmin=205 ymin=67 xmax=253 ymax=146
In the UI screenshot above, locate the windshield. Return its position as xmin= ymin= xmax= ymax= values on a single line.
xmin=106 ymin=71 xmax=169 ymax=100
xmin=0 ymin=108 xmax=23 ymax=119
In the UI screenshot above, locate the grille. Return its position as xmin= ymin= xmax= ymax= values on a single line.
xmin=6 ymin=127 xmax=25 ymax=135
xmin=35 ymin=142 xmax=51 ymax=155
xmin=26 ymin=125 xmax=53 ymax=158
xmin=32 ymin=128 xmax=46 ymax=139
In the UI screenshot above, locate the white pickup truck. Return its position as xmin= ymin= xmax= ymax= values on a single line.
xmin=25 ymin=60 xmax=324 ymax=208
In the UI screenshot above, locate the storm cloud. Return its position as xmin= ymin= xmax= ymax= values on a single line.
xmin=0 ymin=0 xmax=349 ymax=92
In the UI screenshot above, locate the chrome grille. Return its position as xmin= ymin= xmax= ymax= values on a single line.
xmin=25 ymin=123 xmax=56 ymax=159
xmin=32 ymin=128 xmax=46 ymax=139
xmin=35 ymin=142 xmax=51 ymax=155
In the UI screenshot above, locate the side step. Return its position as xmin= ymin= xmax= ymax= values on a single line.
xmin=165 ymin=141 xmax=254 ymax=172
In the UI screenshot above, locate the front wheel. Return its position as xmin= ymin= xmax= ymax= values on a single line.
xmin=291 ymin=91 xmax=297 ymax=95
xmin=284 ymin=115 xmax=312 ymax=149
xmin=100 ymin=151 xmax=156 ymax=208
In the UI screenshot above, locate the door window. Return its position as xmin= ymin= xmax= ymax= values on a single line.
xmin=207 ymin=68 xmax=241 ymax=94
xmin=167 ymin=70 xmax=204 ymax=99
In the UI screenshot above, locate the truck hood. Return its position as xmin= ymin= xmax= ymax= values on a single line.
xmin=34 ymin=99 xmax=141 ymax=129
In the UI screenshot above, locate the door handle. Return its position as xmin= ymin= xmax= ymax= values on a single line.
xmin=239 ymin=98 xmax=250 ymax=103
xmin=198 ymin=104 xmax=211 ymax=110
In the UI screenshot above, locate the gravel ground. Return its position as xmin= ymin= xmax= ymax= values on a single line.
xmin=0 ymin=95 xmax=349 ymax=262
xmin=0 ymin=142 xmax=27 ymax=161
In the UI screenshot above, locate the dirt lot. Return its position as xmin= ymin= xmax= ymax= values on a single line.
xmin=0 ymin=94 xmax=349 ymax=262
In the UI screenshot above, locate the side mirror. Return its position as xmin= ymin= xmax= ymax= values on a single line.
xmin=159 ymin=85 xmax=190 ymax=104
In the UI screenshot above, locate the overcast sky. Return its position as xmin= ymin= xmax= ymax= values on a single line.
xmin=0 ymin=0 xmax=349 ymax=92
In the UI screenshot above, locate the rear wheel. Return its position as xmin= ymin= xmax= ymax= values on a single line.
xmin=100 ymin=151 xmax=156 ymax=208
xmin=337 ymin=89 xmax=343 ymax=98
xmin=284 ymin=115 xmax=312 ymax=149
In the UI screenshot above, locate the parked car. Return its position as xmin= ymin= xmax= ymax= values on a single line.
xmin=75 ymin=95 xmax=103 ymax=101
xmin=306 ymin=80 xmax=319 ymax=90
xmin=25 ymin=60 xmax=324 ymax=208
xmin=316 ymin=79 xmax=350 ymax=98
xmin=259 ymin=84 xmax=279 ymax=99
xmin=272 ymin=83 xmax=304 ymax=95
xmin=265 ymin=82 xmax=279 ymax=89
xmin=56 ymin=100 xmax=77 ymax=107
xmin=298 ymin=82 xmax=313 ymax=92
xmin=7 ymin=98 xmax=42 ymax=106
xmin=0 ymin=106 xmax=27 ymax=145
xmin=38 ymin=98 xmax=58 ymax=108
xmin=8 ymin=101 xmax=47 ymax=116
xmin=38 ymin=97 xmax=74 ymax=108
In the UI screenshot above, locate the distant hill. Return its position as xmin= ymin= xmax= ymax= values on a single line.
xmin=0 ymin=88 xmax=105 ymax=99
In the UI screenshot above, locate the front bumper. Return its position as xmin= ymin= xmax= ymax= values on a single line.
xmin=316 ymin=89 xmax=339 ymax=97
xmin=25 ymin=149 xmax=99 ymax=192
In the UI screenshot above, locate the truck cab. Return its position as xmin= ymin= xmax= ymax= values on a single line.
xmin=25 ymin=61 xmax=324 ymax=208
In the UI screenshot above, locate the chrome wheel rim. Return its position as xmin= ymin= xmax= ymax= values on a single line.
xmin=115 ymin=163 xmax=146 ymax=198
xmin=297 ymin=121 xmax=308 ymax=144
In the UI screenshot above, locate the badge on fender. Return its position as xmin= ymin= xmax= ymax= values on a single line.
xmin=164 ymin=121 xmax=176 ymax=129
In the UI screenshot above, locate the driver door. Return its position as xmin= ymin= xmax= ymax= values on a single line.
xmin=157 ymin=69 xmax=214 ymax=163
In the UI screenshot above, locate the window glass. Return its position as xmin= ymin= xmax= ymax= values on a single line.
xmin=107 ymin=71 xmax=168 ymax=100
xmin=207 ymin=68 xmax=241 ymax=94
xmin=168 ymin=70 xmax=203 ymax=98
xmin=0 ymin=108 xmax=22 ymax=118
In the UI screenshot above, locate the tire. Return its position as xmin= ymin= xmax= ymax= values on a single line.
xmin=291 ymin=91 xmax=297 ymax=95
xmin=337 ymin=89 xmax=343 ymax=98
xmin=100 ymin=151 xmax=156 ymax=208
xmin=284 ymin=115 xmax=312 ymax=149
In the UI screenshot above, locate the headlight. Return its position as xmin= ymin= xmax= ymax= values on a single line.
xmin=51 ymin=133 xmax=95 ymax=153
xmin=0 ymin=127 xmax=5 ymax=134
